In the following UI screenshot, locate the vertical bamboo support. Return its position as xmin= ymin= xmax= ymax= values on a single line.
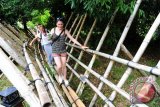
xmin=90 ymin=0 xmax=142 ymax=106
xmin=69 ymin=14 xmax=80 ymax=33
xmin=76 ymin=9 xmax=118 ymax=96
xmin=0 ymin=48 xmax=41 ymax=107
xmin=69 ymin=19 xmax=97 ymax=81
xmin=120 ymin=44 xmax=147 ymax=76
xmin=67 ymin=14 xmax=87 ymax=62
xmin=66 ymin=15 xmax=84 ymax=46
xmin=65 ymin=12 xmax=74 ymax=29
xmin=108 ymin=13 xmax=160 ymax=103
xmin=23 ymin=43 xmax=52 ymax=107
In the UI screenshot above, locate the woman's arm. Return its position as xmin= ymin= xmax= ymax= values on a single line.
xmin=29 ymin=36 xmax=39 ymax=47
xmin=65 ymin=29 xmax=88 ymax=49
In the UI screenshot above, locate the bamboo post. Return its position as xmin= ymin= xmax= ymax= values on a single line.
xmin=23 ymin=43 xmax=52 ymax=107
xmin=65 ymin=12 xmax=74 ymax=29
xmin=120 ymin=44 xmax=148 ymax=76
xmin=108 ymin=13 xmax=160 ymax=103
xmin=76 ymin=9 xmax=118 ymax=96
xmin=89 ymin=0 xmax=142 ymax=106
xmin=67 ymin=14 xmax=87 ymax=62
xmin=67 ymin=53 xmax=148 ymax=107
xmin=0 ymin=48 xmax=41 ymax=107
xmin=66 ymin=15 xmax=83 ymax=46
xmin=69 ymin=14 xmax=80 ymax=33
xmin=65 ymin=14 xmax=80 ymax=41
xmin=69 ymin=19 xmax=97 ymax=82
xmin=0 ymin=37 xmax=26 ymax=68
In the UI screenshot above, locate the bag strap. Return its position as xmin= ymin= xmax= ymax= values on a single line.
xmin=52 ymin=28 xmax=64 ymax=44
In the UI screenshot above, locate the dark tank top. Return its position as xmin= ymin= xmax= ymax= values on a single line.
xmin=52 ymin=28 xmax=66 ymax=53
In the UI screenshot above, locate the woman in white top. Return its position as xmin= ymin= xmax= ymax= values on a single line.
xmin=29 ymin=25 xmax=53 ymax=65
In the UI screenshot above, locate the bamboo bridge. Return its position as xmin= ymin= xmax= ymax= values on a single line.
xmin=0 ymin=0 xmax=160 ymax=106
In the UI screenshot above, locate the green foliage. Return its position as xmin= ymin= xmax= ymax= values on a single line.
xmin=27 ymin=9 xmax=51 ymax=28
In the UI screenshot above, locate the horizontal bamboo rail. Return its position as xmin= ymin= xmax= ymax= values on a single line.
xmin=66 ymin=43 xmax=160 ymax=76
xmin=67 ymin=64 xmax=115 ymax=107
xmin=67 ymin=52 xmax=148 ymax=107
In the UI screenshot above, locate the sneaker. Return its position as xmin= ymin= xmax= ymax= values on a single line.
xmin=58 ymin=76 xmax=63 ymax=84
xmin=64 ymin=80 xmax=69 ymax=86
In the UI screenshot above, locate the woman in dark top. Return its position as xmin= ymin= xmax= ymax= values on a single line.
xmin=50 ymin=18 xmax=88 ymax=86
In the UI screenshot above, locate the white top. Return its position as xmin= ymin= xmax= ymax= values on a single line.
xmin=37 ymin=31 xmax=52 ymax=45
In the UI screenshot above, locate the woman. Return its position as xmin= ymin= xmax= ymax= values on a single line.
xmin=29 ymin=25 xmax=53 ymax=66
xmin=50 ymin=18 xmax=88 ymax=86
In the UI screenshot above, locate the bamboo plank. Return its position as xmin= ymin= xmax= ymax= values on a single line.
xmin=23 ymin=43 xmax=51 ymax=107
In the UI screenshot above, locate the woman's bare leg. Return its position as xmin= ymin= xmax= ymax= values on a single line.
xmin=61 ymin=56 xmax=67 ymax=80
xmin=53 ymin=56 xmax=63 ymax=76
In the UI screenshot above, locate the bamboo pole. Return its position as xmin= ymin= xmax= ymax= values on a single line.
xmin=67 ymin=64 xmax=115 ymax=107
xmin=120 ymin=44 xmax=148 ymax=76
xmin=0 ymin=73 xmax=3 ymax=79
xmin=69 ymin=19 xmax=97 ymax=82
xmin=0 ymin=23 xmax=23 ymax=46
xmin=45 ymin=67 xmax=69 ymax=107
xmin=2 ymin=22 xmax=22 ymax=39
xmin=65 ymin=12 xmax=74 ymax=29
xmin=23 ymin=43 xmax=51 ymax=107
xmin=66 ymin=15 xmax=83 ymax=45
xmin=0 ymin=37 xmax=26 ymax=68
xmin=0 ymin=48 xmax=41 ymax=107
xmin=53 ymin=73 xmax=85 ymax=107
xmin=35 ymin=56 xmax=65 ymax=107
xmin=76 ymin=9 xmax=118 ymax=96
xmin=67 ymin=53 xmax=148 ymax=107
xmin=37 ymin=45 xmax=69 ymax=107
xmin=108 ymin=13 xmax=160 ymax=103
xmin=54 ymin=75 xmax=77 ymax=107
xmin=67 ymin=86 xmax=85 ymax=107
xmin=88 ymin=0 xmax=142 ymax=106
xmin=67 ymin=14 xmax=87 ymax=62
xmin=66 ymin=43 xmax=160 ymax=76
xmin=0 ymin=29 xmax=23 ymax=54
xmin=69 ymin=14 xmax=80 ymax=33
